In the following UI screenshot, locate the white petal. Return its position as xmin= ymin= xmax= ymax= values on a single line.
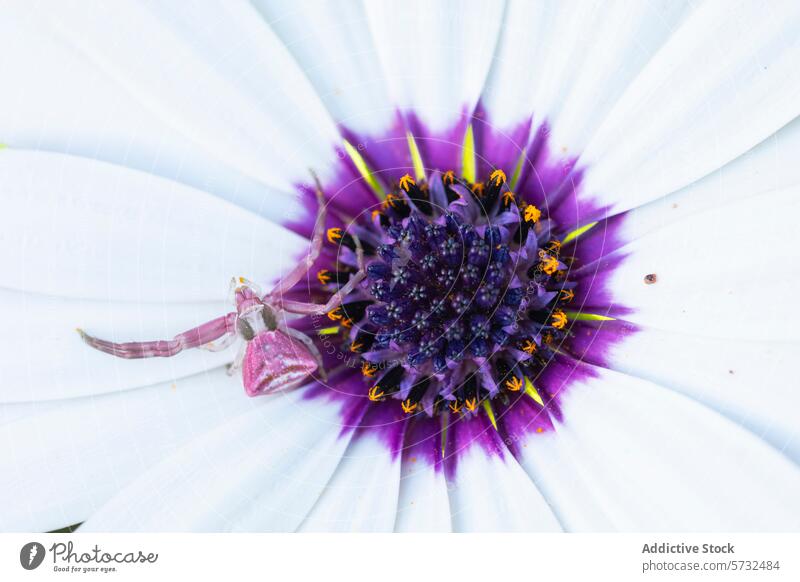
xmin=484 ymin=0 xmax=692 ymax=141
xmin=599 ymin=185 xmax=800 ymax=341
xmin=0 ymin=288 xmax=236 ymax=402
xmin=447 ymin=431 xmax=562 ymax=532
xmin=253 ymin=0 xmax=393 ymax=135
xmin=228 ymin=429 xmax=356 ymax=532
xmin=601 ymin=329 xmax=800 ymax=464
xmin=581 ymin=0 xmax=800 ymax=213
xmin=0 ymin=150 xmax=308 ymax=302
xmin=616 ymin=114 xmax=800 ymax=243
xmin=298 ymin=434 xmax=401 ymax=532
xmin=394 ymin=458 xmax=451 ymax=532
xmin=545 ymin=1 xmax=694 ymax=153
xmin=364 ymin=0 xmax=504 ymax=130
xmin=480 ymin=0 xmax=556 ymax=129
xmin=512 ymin=431 xmax=617 ymax=531
xmin=82 ymin=389 xmax=348 ymax=531
xmin=515 ymin=366 xmax=800 ymax=531
xmin=0 ymin=368 xmax=256 ymax=532
xmin=5 ymin=1 xmax=338 ymax=190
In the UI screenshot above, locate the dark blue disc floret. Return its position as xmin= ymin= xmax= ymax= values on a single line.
xmin=324 ymin=171 xmax=578 ymax=417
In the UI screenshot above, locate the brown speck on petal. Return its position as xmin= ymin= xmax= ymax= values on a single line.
xmin=644 ymin=273 xmax=658 ymax=285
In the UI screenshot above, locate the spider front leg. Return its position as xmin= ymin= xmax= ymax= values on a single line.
xmin=78 ymin=312 xmax=237 ymax=359
xmin=277 ymin=233 xmax=366 ymax=316
xmin=269 ymin=172 xmax=328 ymax=298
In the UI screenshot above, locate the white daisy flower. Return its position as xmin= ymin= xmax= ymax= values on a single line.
xmin=1 ymin=0 xmax=800 ymax=533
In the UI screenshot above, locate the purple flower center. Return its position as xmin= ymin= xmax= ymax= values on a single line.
xmin=329 ymin=169 xmax=575 ymax=418
xmin=287 ymin=111 xmax=633 ymax=458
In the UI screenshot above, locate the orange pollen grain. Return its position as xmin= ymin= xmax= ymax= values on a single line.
xmin=551 ymin=310 xmax=568 ymax=329
xmin=541 ymin=255 xmax=560 ymax=275
xmin=316 ymin=270 xmax=331 ymax=285
xmin=326 ymin=227 xmax=342 ymax=243
xmin=401 ymin=399 xmax=418 ymax=414
xmin=490 ymin=169 xmax=507 ymax=185
xmin=505 ymin=376 xmax=523 ymax=392
xmin=399 ymin=174 xmax=415 ymax=191
xmin=524 ymin=204 xmax=542 ymax=223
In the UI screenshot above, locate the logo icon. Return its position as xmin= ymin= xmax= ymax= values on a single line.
xmin=20 ymin=542 xmax=46 ymax=570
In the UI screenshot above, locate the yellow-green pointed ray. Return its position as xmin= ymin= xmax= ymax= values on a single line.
xmin=316 ymin=326 xmax=340 ymax=336
xmin=524 ymin=377 xmax=544 ymax=406
xmin=343 ymin=139 xmax=386 ymax=200
xmin=406 ymin=131 xmax=426 ymax=182
xmin=440 ymin=413 xmax=449 ymax=459
xmin=565 ymin=311 xmax=616 ymax=322
xmin=461 ymin=124 xmax=476 ymax=184
xmin=509 ymin=149 xmax=526 ymax=190
xmin=482 ymin=400 xmax=498 ymax=431
xmin=561 ymin=221 xmax=598 ymax=244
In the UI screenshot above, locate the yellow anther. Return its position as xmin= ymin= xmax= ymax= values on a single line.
xmin=368 ymin=386 xmax=385 ymax=402
xmin=383 ymin=193 xmax=402 ymax=209
xmin=541 ymin=254 xmax=560 ymax=275
xmin=401 ymin=399 xmax=418 ymax=414
xmin=551 ymin=309 xmax=568 ymax=330
xmin=489 ymin=169 xmax=507 ymax=186
xmin=471 ymin=183 xmax=485 ymax=197
xmin=464 ymin=398 xmax=478 ymax=412
xmin=505 ymin=376 xmax=523 ymax=392
xmin=362 ymin=362 xmax=377 ymax=378
xmin=316 ymin=269 xmax=332 ymax=285
xmin=502 ymin=191 xmax=516 ymax=207
xmin=350 ymin=341 xmax=364 ymax=353
xmin=559 ymin=289 xmax=575 ymax=303
xmin=238 ymin=276 xmax=247 ymax=284
xmin=524 ymin=204 xmax=542 ymax=223
xmin=327 ymin=307 xmax=343 ymax=321
xmin=326 ymin=227 xmax=342 ymax=244
xmin=443 ymin=170 xmax=456 ymax=185
xmin=449 ymin=400 xmax=463 ymax=413
xmin=545 ymin=240 xmax=562 ymax=254
xmin=542 ymin=332 xmax=554 ymax=346
xmin=341 ymin=317 xmax=353 ymax=329
xmin=399 ymin=173 xmax=416 ymax=192
xmin=371 ymin=209 xmax=383 ymax=222
xmin=521 ymin=340 xmax=537 ymax=355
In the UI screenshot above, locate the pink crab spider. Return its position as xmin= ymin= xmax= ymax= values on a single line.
xmin=78 ymin=175 xmax=366 ymax=397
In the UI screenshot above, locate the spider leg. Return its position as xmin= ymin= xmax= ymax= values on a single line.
xmin=269 ymin=172 xmax=327 ymax=298
xmin=201 ymin=330 xmax=239 ymax=352
xmin=227 ymin=341 xmax=247 ymax=376
xmin=281 ymin=325 xmax=328 ymax=382
xmin=277 ymin=234 xmax=366 ymax=316
xmin=79 ymin=312 xmax=237 ymax=359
